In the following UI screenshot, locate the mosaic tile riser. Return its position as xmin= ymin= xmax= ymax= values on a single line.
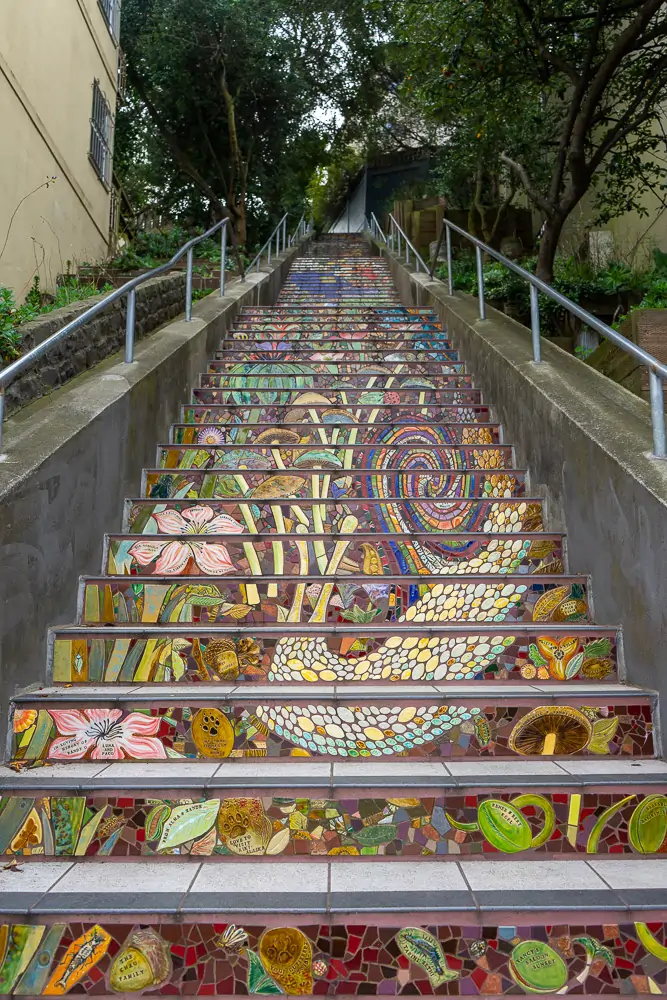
xmin=50 ymin=626 xmax=615 ymax=686
xmin=79 ymin=576 xmax=590 ymax=629
xmin=2 ymin=792 xmax=667 ymax=858
xmin=12 ymin=704 xmax=652 ymax=763
xmin=1 ymin=919 xmax=667 ymax=994
xmin=142 ymin=471 xmax=527 ymax=503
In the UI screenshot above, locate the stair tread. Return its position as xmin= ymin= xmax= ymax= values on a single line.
xmin=0 ymin=756 xmax=664 ymax=791
xmin=16 ymin=681 xmax=645 ymax=701
xmin=3 ymin=858 xmax=667 ymax=917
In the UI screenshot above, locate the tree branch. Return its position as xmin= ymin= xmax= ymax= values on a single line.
xmin=500 ymin=152 xmax=553 ymax=214
xmin=126 ymin=64 xmax=226 ymax=218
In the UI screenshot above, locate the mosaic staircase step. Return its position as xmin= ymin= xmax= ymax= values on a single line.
xmin=157 ymin=442 xmax=514 ymax=472
xmin=181 ymin=402 xmax=494 ymax=424
xmin=239 ymin=306 xmax=440 ymax=313
xmin=206 ymin=361 xmax=466 ymax=376
xmin=78 ymin=573 xmax=590 ymax=627
xmin=1 ymin=757 xmax=667 ymax=859
xmin=104 ymin=530 xmax=561 ymax=579
xmin=2 ymin=888 xmax=667 ymax=996
xmin=48 ymin=621 xmax=615 ymax=685
xmin=192 ymin=387 xmax=485 ymax=408
xmin=11 ymin=681 xmax=654 ymax=763
xmin=143 ymin=467 xmax=529 ymax=500
xmin=216 ymin=347 xmax=458 ymax=360
xmin=3 ymin=237 xmax=662 ymax=997
xmin=124 ymin=496 xmax=540 ymax=533
xmin=170 ymin=420 xmax=502 ymax=445
xmin=199 ymin=373 xmax=474 ymax=390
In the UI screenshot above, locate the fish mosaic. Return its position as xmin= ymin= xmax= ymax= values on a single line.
xmin=0 ymin=920 xmax=665 ymax=995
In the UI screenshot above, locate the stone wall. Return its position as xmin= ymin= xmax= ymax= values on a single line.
xmin=0 ymin=248 xmax=299 ymax=748
xmin=5 ymin=273 xmax=187 ymax=416
xmin=375 ymin=239 xmax=667 ymax=746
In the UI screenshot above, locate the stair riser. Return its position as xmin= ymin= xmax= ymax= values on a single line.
xmin=239 ymin=306 xmax=438 ymax=313
xmin=199 ymin=374 xmax=473 ymax=389
xmin=0 ymin=917 xmax=662 ymax=997
xmin=142 ymin=469 xmax=528 ymax=501
xmin=193 ymin=389 xmax=484 ymax=408
xmin=124 ymin=498 xmax=537 ymax=533
xmin=1 ymin=787 xmax=664 ymax=859
xmin=213 ymin=350 xmax=459 ymax=362
xmin=170 ymin=423 xmax=501 ymax=446
xmin=181 ymin=405 xmax=493 ymax=425
xmin=206 ymin=362 xmax=465 ymax=375
xmin=50 ymin=624 xmax=613 ymax=685
xmin=105 ymin=532 xmax=561 ymax=580
xmin=157 ymin=444 xmax=514 ymax=471
xmin=79 ymin=576 xmax=589 ymax=627
xmin=11 ymin=698 xmax=653 ymax=763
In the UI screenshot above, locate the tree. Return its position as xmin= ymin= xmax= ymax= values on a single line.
xmin=118 ymin=0 xmax=389 ymax=244
xmin=393 ymin=0 xmax=667 ymax=281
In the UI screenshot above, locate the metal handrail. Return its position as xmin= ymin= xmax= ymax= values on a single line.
xmin=369 ymin=213 xmax=387 ymax=243
xmin=372 ymin=211 xmax=667 ymax=458
xmin=387 ymin=214 xmax=429 ymax=272
xmin=0 ymin=209 xmax=313 ymax=453
xmin=289 ymin=214 xmax=305 ymax=247
xmin=244 ymin=213 xmax=289 ymax=276
xmin=0 ymin=216 xmax=232 ymax=454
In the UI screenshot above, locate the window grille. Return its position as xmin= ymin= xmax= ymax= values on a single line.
xmin=98 ymin=0 xmax=121 ymax=42
xmin=89 ymin=80 xmax=113 ymax=188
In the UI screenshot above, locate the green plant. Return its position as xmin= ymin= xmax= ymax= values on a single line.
xmin=0 ymin=277 xmax=112 ymax=365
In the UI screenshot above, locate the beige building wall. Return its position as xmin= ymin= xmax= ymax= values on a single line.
xmin=0 ymin=0 xmax=119 ymax=299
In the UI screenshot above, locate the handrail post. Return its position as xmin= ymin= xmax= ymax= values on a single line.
xmin=0 ymin=388 xmax=5 ymax=456
xmin=275 ymin=227 xmax=280 ymax=256
xmin=475 ymin=245 xmax=486 ymax=320
xmin=446 ymin=225 xmax=454 ymax=296
xmin=405 ymin=239 xmax=410 ymax=266
xmin=219 ymin=221 xmax=227 ymax=297
xmin=268 ymin=240 xmax=272 ymax=265
xmin=530 ymin=284 xmax=542 ymax=363
xmin=650 ymin=371 xmax=667 ymax=457
xmin=185 ymin=248 xmax=194 ymax=321
xmin=282 ymin=217 xmax=287 ymax=252
xmin=124 ymin=288 xmax=136 ymax=362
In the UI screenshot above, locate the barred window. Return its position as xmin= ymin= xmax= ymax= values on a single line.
xmin=89 ymin=80 xmax=113 ymax=188
xmin=98 ymin=0 xmax=121 ymax=42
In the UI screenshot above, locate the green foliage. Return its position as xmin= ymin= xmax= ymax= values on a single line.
xmin=390 ymin=0 xmax=667 ymax=279
xmin=109 ymin=226 xmax=247 ymax=271
xmin=0 ymin=278 xmax=112 ymax=364
xmin=117 ymin=0 xmax=389 ymax=241
xmin=436 ymin=250 xmax=667 ymax=336
xmin=307 ymin=149 xmax=366 ymax=230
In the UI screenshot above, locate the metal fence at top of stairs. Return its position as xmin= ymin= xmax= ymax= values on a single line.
xmin=0 ymin=213 xmax=313 ymax=454
xmin=366 ymin=212 xmax=667 ymax=459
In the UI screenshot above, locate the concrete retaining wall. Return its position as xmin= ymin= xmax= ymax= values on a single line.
xmin=378 ymin=242 xmax=667 ymax=746
xmin=0 ymin=249 xmax=298 ymax=743
xmin=6 ymin=273 xmax=188 ymax=416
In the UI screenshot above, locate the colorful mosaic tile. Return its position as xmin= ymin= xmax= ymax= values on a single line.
xmin=11 ymin=702 xmax=652 ymax=763
xmin=51 ymin=625 xmax=614 ymax=685
xmin=2 ymin=791 xmax=666 ymax=858
xmin=1 ymin=919 xmax=666 ymax=994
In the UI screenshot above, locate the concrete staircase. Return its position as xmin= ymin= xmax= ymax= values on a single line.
xmin=1 ymin=234 xmax=666 ymax=996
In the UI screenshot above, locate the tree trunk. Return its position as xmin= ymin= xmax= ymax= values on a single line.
xmin=536 ymin=213 xmax=567 ymax=284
